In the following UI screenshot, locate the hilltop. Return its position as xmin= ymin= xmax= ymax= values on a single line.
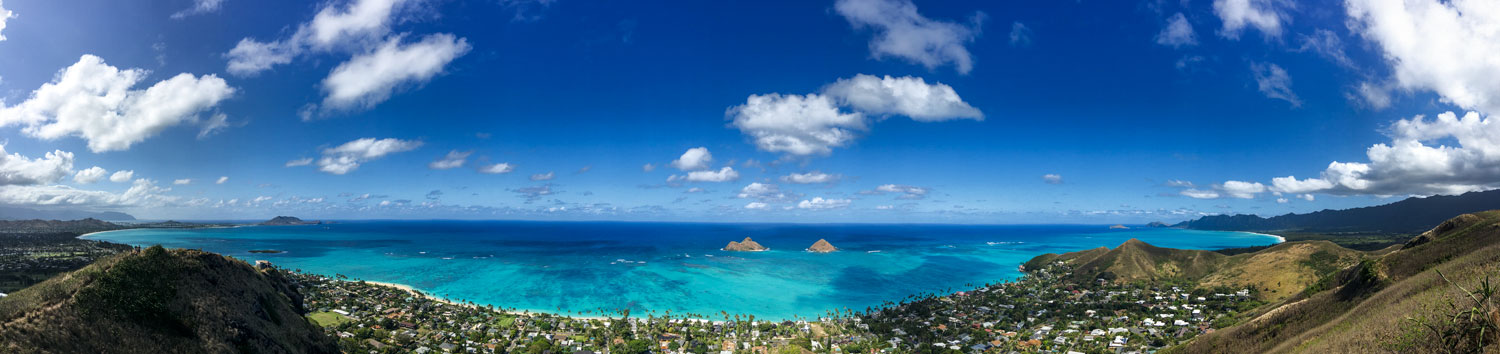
xmin=260 ymin=216 xmax=320 ymax=226
xmin=0 ymin=246 xmax=338 ymax=353
xmin=1174 ymin=189 xmax=1500 ymax=234
xmin=0 ymin=206 xmax=134 ymax=221
xmin=1170 ymin=211 xmax=1500 ymax=353
xmin=1026 ymin=238 xmax=1365 ymax=302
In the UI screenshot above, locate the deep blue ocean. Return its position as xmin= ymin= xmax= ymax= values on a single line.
xmin=85 ymin=221 xmax=1279 ymax=320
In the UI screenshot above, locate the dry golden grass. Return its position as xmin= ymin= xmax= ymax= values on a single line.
xmin=1201 ymin=241 xmax=1363 ymax=302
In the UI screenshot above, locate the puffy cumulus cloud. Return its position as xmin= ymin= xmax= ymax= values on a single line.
xmin=0 ymin=55 xmax=235 ymax=152
xmin=1251 ymin=62 xmax=1301 ymax=107
xmin=171 ymin=0 xmax=225 ymax=19
xmin=0 ymin=145 xmax=74 ymax=186
xmin=641 ymin=163 xmax=655 ymax=172
xmin=1213 ymin=111 xmax=1500 ymax=197
xmin=1042 ymin=174 xmax=1063 ymax=184
xmin=1213 ymin=0 xmax=1286 ymax=39
xmin=1180 ymin=189 xmax=1220 ymax=199
xmin=316 ymin=33 xmax=471 ymax=114
xmin=173 ymin=179 xmax=192 ymax=185
xmin=428 ymin=150 xmax=470 ymax=170
xmin=729 ymin=75 xmax=982 ymax=157
xmin=316 ymin=137 xmax=422 ymax=175
xmin=736 ymin=182 xmax=797 ymax=202
xmin=1270 ymin=175 xmax=1334 ymax=194
xmin=822 ymin=74 xmax=983 ymax=122
xmin=1220 ymin=180 xmax=1266 ymax=198
xmin=74 ymin=166 xmax=108 ymax=184
xmin=216 ymin=176 xmax=229 ymax=184
xmin=744 ymin=202 xmax=768 ymax=210
xmin=109 ymin=170 xmax=134 ymax=183
xmin=781 ymin=171 xmax=841 ymax=184
xmin=530 ymin=172 xmax=555 ymax=181
xmin=668 ymin=167 xmax=739 ymax=183
xmin=0 ymin=0 xmax=13 ymax=41
xmin=797 ymin=197 xmax=852 ymax=210
xmin=868 ymin=184 xmax=929 ymax=200
xmin=480 ymin=163 xmax=515 ymax=174
xmin=670 ymin=147 xmax=712 ymax=171
xmin=834 ymin=0 xmax=983 ymax=74
xmin=285 ymin=157 xmax=314 ymax=167
xmin=1346 ymin=0 xmax=1500 ymax=115
xmin=225 ymin=0 xmax=416 ymax=76
xmin=1156 ymin=13 xmax=1198 ymax=48
xmin=729 ymin=94 xmax=865 ymax=156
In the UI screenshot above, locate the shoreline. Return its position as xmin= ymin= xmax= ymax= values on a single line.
xmin=1241 ymin=231 xmax=1287 ymax=243
xmin=350 ymin=279 xmax=618 ymax=322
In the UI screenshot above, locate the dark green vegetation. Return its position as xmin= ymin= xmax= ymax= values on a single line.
xmin=0 ymin=219 xmax=129 ymax=293
xmin=1169 ymin=211 xmax=1500 ymax=353
xmin=0 ymin=246 xmax=337 ymax=353
xmin=1174 ymin=189 xmax=1500 ymax=249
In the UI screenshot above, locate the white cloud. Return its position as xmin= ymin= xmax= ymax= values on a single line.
xmin=74 ymin=166 xmax=107 ymax=184
xmin=1042 ymin=174 xmax=1063 ymax=184
xmin=875 ymin=205 xmax=895 ymax=210
xmin=0 ymin=145 xmax=73 ymax=186
xmin=530 ymin=171 xmax=555 ymax=181
xmin=1346 ymin=0 xmax=1500 ymax=115
xmin=1180 ymin=189 xmax=1220 ymax=199
xmin=781 ymin=171 xmax=841 ymax=184
xmin=729 ymin=93 xmax=865 ymax=156
xmin=1220 ymin=180 xmax=1266 ymax=198
xmin=737 ymin=182 xmax=795 ymax=201
xmin=822 ymin=74 xmax=983 ymax=122
xmin=1276 ymin=197 xmax=1288 ymax=204
xmin=1296 ymin=29 xmax=1355 ymax=69
xmin=253 ymin=196 xmax=273 ymax=203
xmin=641 ymin=163 xmax=655 ymax=172
xmin=1213 ymin=0 xmax=1286 ymax=39
xmin=670 ymin=147 xmax=712 ymax=171
xmin=0 ymin=178 xmax=173 ymax=208
xmin=1008 ymin=22 xmax=1031 ymax=46
xmin=173 ymin=179 xmax=192 ymax=185
xmin=317 ymin=33 xmax=471 ymax=113
xmin=1270 ymin=175 xmax=1334 ymax=194
xmin=109 ymin=170 xmax=134 ymax=183
xmin=1298 ymin=193 xmax=1315 ymax=201
xmin=428 ymin=150 xmax=471 ymax=170
xmin=216 ymin=176 xmax=229 ymax=184
xmin=316 ymin=137 xmax=422 ymax=175
xmin=225 ymin=0 xmax=415 ymax=76
xmin=196 ymin=113 xmax=232 ymax=139
xmin=871 ymin=184 xmax=929 ymax=199
xmin=0 ymin=0 xmax=14 ymax=42
xmin=730 ymin=74 xmax=983 ymax=157
xmin=744 ymin=202 xmax=768 ymax=210
xmin=285 ymin=157 xmax=314 ymax=167
xmin=834 ymin=0 xmax=983 ymax=74
xmin=1165 ymin=179 xmax=1195 ymax=188
xmin=171 ymin=0 xmax=226 ymax=19
xmin=1251 ymin=62 xmax=1301 ymax=107
xmin=480 ymin=163 xmax=515 ymax=174
xmin=667 ymin=167 xmax=739 ymax=183
xmin=0 ymin=55 xmax=235 ymax=152
xmin=1156 ymin=13 xmax=1198 ymax=47
xmin=797 ymin=197 xmax=852 ymax=210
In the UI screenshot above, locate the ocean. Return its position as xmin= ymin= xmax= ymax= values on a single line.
xmin=85 ymin=221 xmax=1280 ymax=320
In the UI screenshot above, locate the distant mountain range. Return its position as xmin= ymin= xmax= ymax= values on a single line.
xmin=1173 ymin=189 xmax=1500 ymax=234
xmin=0 ymin=206 xmax=135 ymax=221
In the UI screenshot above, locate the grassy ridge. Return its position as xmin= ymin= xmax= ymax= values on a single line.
xmin=0 ymin=246 xmax=338 ymax=353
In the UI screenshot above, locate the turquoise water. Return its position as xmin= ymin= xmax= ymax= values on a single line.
xmin=86 ymin=221 xmax=1279 ymax=320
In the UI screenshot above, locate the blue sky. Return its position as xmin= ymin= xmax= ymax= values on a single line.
xmin=0 ymin=0 xmax=1497 ymax=223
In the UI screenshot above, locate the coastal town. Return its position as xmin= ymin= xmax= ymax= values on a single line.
xmin=285 ymin=249 xmax=1263 ymax=353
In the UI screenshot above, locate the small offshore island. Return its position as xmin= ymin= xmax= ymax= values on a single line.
xmin=722 ymin=237 xmax=769 ymax=252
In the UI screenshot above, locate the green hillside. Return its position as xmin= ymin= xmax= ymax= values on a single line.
xmin=1170 ymin=211 xmax=1500 ymax=353
xmin=0 ymin=246 xmax=338 ymax=353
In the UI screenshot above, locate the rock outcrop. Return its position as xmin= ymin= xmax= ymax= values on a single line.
xmin=723 ymin=237 xmax=768 ymax=252
xmin=807 ymin=239 xmax=838 ymax=253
